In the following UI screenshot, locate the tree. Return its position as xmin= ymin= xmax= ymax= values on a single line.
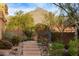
xmin=44 ymin=12 xmax=54 ymax=30
xmin=21 ymin=13 xmax=34 ymax=32
xmin=6 ymin=10 xmax=24 ymax=30
xmin=53 ymin=3 xmax=79 ymax=39
xmin=35 ymin=23 xmax=51 ymax=42
xmin=6 ymin=10 xmax=34 ymax=33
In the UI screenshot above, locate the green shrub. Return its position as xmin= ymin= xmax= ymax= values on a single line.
xmin=69 ymin=39 xmax=77 ymax=47
xmin=49 ymin=42 xmax=64 ymax=56
xmin=68 ymin=47 xmax=78 ymax=56
xmin=49 ymin=49 xmax=64 ymax=56
xmin=50 ymin=42 xmax=64 ymax=49
xmin=3 ymin=32 xmax=25 ymax=46
xmin=3 ymin=32 xmax=15 ymax=40
xmin=24 ymin=30 xmax=33 ymax=41
xmin=0 ymin=40 xmax=13 ymax=49
xmin=21 ymin=35 xmax=27 ymax=42
xmin=10 ymin=36 xmax=21 ymax=46
xmin=68 ymin=40 xmax=78 ymax=56
xmin=4 ymin=35 xmax=21 ymax=46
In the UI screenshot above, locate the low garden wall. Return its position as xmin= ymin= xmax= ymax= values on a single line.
xmin=51 ymin=32 xmax=75 ymax=44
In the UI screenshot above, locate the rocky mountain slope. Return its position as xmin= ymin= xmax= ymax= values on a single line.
xmin=28 ymin=7 xmax=54 ymax=25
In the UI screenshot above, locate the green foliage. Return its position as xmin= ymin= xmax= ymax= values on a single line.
xmin=68 ymin=47 xmax=78 ymax=56
xmin=37 ymin=39 xmax=48 ymax=46
xmin=0 ymin=40 xmax=13 ymax=49
xmin=6 ymin=11 xmax=34 ymax=42
xmin=49 ymin=42 xmax=64 ymax=56
xmin=53 ymin=3 xmax=79 ymax=32
xmin=69 ymin=39 xmax=78 ymax=47
xmin=35 ymin=23 xmax=49 ymax=31
xmin=6 ymin=11 xmax=34 ymax=33
xmin=68 ymin=39 xmax=78 ymax=56
xmin=49 ymin=49 xmax=64 ymax=56
xmin=3 ymin=31 xmax=23 ymax=46
xmin=48 ymin=39 xmax=79 ymax=56
xmin=3 ymin=31 xmax=15 ymax=40
xmin=21 ymin=13 xmax=34 ymax=31
xmin=24 ymin=30 xmax=33 ymax=41
xmin=44 ymin=12 xmax=54 ymax=25
xmin=10 ymin=36 xmax=21 ymax=46
xmin=50 ymin=42 xmax=64 ymax=49
xmin=21 ymin=35 xmax=27 ymax=41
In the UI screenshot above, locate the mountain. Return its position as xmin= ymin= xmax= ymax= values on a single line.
xmin=28 ymin=7 xmax=54 ymax=25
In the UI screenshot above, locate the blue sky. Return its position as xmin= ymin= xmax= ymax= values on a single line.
xmin=7 ymin=3 xmax=58 ymax=16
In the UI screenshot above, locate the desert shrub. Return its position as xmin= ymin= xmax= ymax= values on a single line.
xmin=23 ymin=30 xmax=33 ymax=41
xmin=68 ymin=47 xmax=78 ymax=56
xmin=49 ymin=49 xmax=64 ymax=56
xmin=10 ymin=36 xmax=21 ymax=46
xmin=21 ymin=35 xmax=27 ymax=42
xmin=0 ymin=40 xmax=13 ymax=49
xmin=49 ymin=42 xmax=64 ymax=56
xmin=3 ymin=31 xmax=26 ymax=46
xmin=37 ymin=38 xmax=49 ymax=47
xmin=68 ymin=39 xmax=78 ymax=56
xmin=3 ymin=32 xmax=15 ymax=40
xmin=50 ymin=42 xmax=64 ymax=49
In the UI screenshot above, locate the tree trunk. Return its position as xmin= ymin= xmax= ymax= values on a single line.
xmin=75 ymin=21 xmax=78 ymax=40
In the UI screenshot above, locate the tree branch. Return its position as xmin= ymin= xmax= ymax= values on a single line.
xmin=53 ymin=3 xmax=69 ymax=15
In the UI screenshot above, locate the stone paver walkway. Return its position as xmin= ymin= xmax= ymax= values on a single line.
xmin=0 ymin=49 xmax=10 ymax=56
xmin=0 ymin=41 xmax=41 ymax=56
xmin=21 ymin=41 xmax=41 ymax=56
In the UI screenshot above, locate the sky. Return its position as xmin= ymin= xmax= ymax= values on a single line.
xmin=7 ymin=3 xmax=58 ymax=16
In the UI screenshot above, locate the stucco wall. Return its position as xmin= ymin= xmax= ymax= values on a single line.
xmin=0 ymin=19 xmax=5 ymax=40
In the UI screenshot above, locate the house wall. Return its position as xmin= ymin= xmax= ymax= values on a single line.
xmin=0 ymin=3 xmax=8 ymax=40
xmin=0 ymin=19 xmax=5 ymax=40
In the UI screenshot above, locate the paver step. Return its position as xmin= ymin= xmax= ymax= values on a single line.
xmin=23 ymin=51 xmax=41 ymax=54
xmin=23 ymin=41 xmax=37 ymax=44
xmin=0 ymin=50 xmax=10 ymax=56
xmin=22 ymin=54 xmax=41 ymax=56
xmin=23 ymin=46 xmax=39 ymax=48
xmin=23 ymin=43 xmax=38 ymax=45
xmin=23 ymin=48 xmax=40 ymax=51
xmin=21 ymin=41 xmax=41 ymax=56
xmin=23 ymin=44 xmax=38 ymax=46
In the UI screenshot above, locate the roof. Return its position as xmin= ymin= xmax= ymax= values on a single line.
xmin=50 ymin=25 xmax=75 ymax=32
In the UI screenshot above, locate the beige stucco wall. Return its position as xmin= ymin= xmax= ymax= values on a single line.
xmin=0 ymin=19 xmax=5 ymax=40
xmin=0 ymin=3 xmax=8 ymax=15
xmin=0 ymin=3 xmax=8 ymax=40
